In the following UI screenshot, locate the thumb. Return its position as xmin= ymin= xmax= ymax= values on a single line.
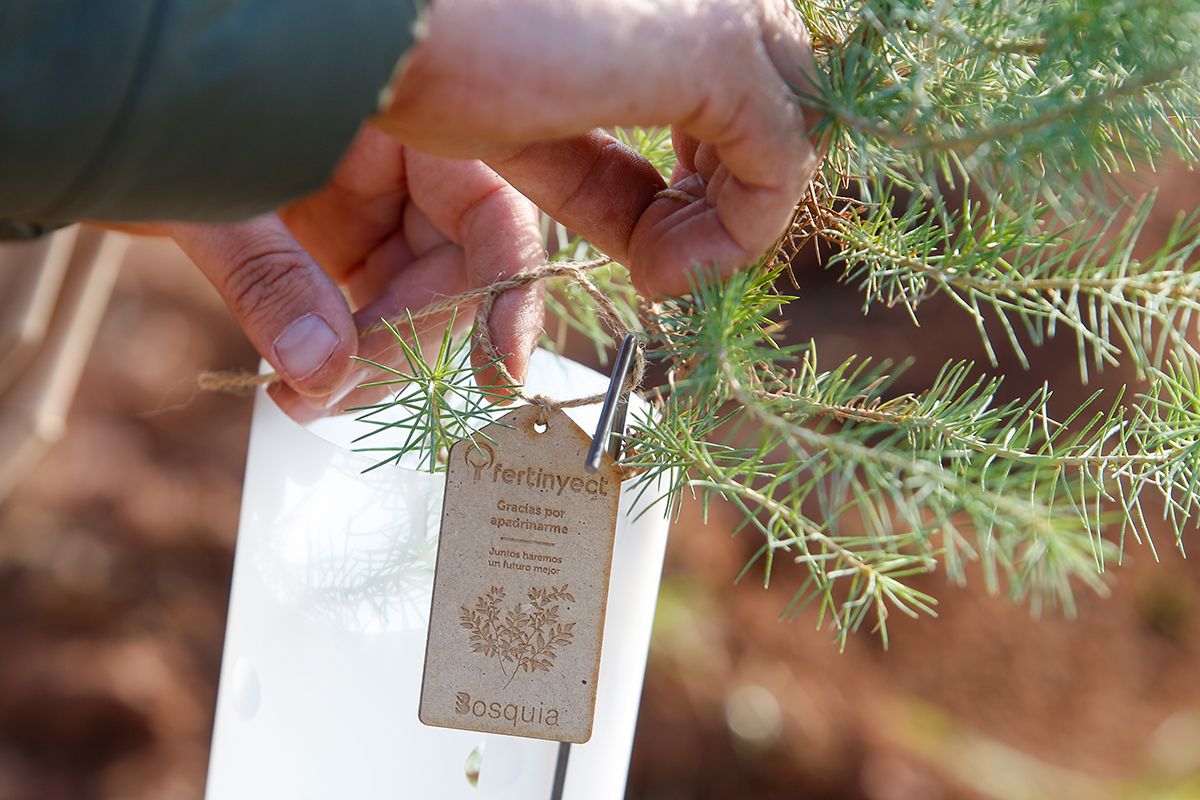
xmin=170 ymin=214 xmax=358 ymax=398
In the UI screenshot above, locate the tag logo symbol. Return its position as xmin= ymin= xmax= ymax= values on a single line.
xmin=459 ymin=585 xmax=577 ymax=687
xmin=464 ymin=441 xmax=495 ymax=481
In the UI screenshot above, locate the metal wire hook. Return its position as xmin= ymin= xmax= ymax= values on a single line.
xmin=585 ymin=333 xmax=641 ymax=471
xmin=550 ymin=333 xmax=641 ymax=800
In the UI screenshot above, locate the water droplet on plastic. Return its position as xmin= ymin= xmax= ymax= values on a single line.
xmin=465 ymin=742 xmax=484 ymax=788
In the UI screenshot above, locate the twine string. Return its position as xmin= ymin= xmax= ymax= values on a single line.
xmin=198 ymin=255 xmax=646 ymax=415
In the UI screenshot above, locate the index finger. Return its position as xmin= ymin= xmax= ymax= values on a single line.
xmin=405 ymin=153 xmax=548 ymax=390
xmin=487 ymin=130 xmax=667 ymax=267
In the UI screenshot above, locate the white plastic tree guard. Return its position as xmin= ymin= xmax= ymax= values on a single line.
xmin=206 ymin=349 xmax=670 ymax=799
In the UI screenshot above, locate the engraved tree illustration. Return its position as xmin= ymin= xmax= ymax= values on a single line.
xmin=459 ymin=584 xmax=577 ymax=687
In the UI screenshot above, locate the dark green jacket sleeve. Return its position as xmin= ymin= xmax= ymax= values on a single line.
xmin=0 ymin=0 xmax=422 ymax=234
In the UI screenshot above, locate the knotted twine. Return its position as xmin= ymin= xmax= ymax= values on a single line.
xmin=197 ymin=255 xmax=646 ymax=421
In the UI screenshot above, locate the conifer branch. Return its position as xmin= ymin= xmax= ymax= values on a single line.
xmin=353 ymin=0 xmax=1200 ymax=646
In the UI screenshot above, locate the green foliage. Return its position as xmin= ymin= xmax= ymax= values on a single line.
xmin=627 ymin=262 xmax=1200 ymax=645
xmin=356 ymin=1 xmax=1200 ymax=646
xmin=829 ymin=195 xmax=1200 ymax=378
xmin=614 ymin=127 xmax=675 ymax=178
xmin=798 ymin=0 xmax=1200 ymax=205
xmin=347 ymin=315 xmax=514 ymax=473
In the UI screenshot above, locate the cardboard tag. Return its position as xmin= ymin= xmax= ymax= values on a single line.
xmin=419 ymin=405 xmax=621 ymax=743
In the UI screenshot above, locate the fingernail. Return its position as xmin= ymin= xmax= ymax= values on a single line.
xmin=273 ymin=313 xmax=339 ymax=383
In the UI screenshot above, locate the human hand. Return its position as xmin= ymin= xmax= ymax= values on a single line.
xmin=168 ymin=0 xmax=816 ymax=419
xmin=167 ymin=126 xmax=545 ymax=419
xmin=380 ymin=0 xmax=819 ymax=297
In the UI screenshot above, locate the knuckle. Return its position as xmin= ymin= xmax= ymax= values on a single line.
xmin=222 ymin=248 xmax=311 ymax=328
xmin=714 ymin=92 xmax=759 ymax=151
